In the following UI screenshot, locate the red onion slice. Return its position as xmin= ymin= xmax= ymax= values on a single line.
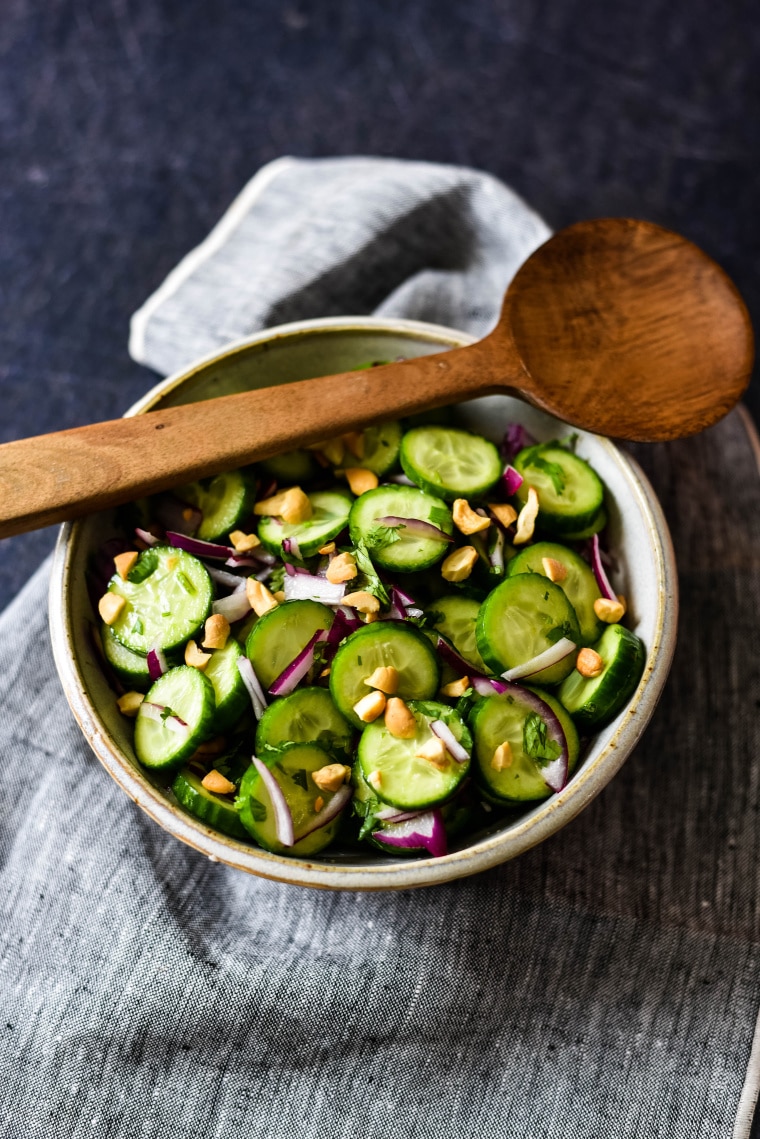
xmin=590 ymin=533 xmax=616 ymax=601
xmin=293 ymin=783 xmax=353 ymax=842
xmin=501 ymin=423 xmax=536 ymax=462
xmin=282 ymin=536 xmax=303 ymax=561
xmin=376 ymin=516 xmax=452 ymax=543
xmin=135 ymin=527 xmax=159 ymax=547
xmin=212 ymin=589 xmax=252 ymax=623
xmin=435 ymin=636 xmax=473 ymax=677
xmin=268 ymin=629 xmax=329 ymax=697
xmin=206 ymin=565 xmax=247 ymax=589
xmin=146 ymin=647 xmax=168 ymax=681
xmin=501 ymin=464 xmax=524 ymax=496
xmin=471 ymin=675 xmax=508 ymax=697
xmin=430 ymin=719 xmax=470 ymax=763
xmin=140 ymin=702 xmax=188 ymax=735
xmin=252 ymin=756 xmax=294 ymax=847
xmin=489 ymin=527 xmax=505 ymax=572
xmin=283 ymin=572 xmax=346 ymax=606
xmin=503 ymin=682 xmax=570 ymax=792
xmin=501 ymin=637 xmax=576 ymax=682
xmin=236 ymin=657 xmax=268 ymax=718
xmin=166 ymin=531 xmax=235 ymax=560
xmin=373 ymin=806 xmax=425 ymax=823
xmin=372 ymin=809 xmax=448 ymax=858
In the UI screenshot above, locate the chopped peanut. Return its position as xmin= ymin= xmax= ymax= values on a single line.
xmin=384 ymin=697 xmax=417 ymax=739
xmin=452 ymin=499 xmax=491 ymax=536
xmin=353 ymin=690 xmax=387 ymax=723
xmin=491 ymin=741 xmax=513 ymax=771
xmin=117 ymin=691 xmax=144 ymax=717
xmin=364 ymin=665 xmax=399 ymax=694
xmin=319 ymin=665 xmax=331 ymax=678
xmin=326 ymin=552 xmax=357 ymax=585
xmin=314 ymin=796 xmax=325 ymax=813
xmin=363 ymin=611 xmax=380 ymax=623
xmin=254 ymin=486 xmax=312 ymax=524
xmin=273 ymin=590 xmax=286 ymax=603
xmin=576 ymin=648 xmax=605 ymax=678
xmin=307 ymin=438 xmax=345 ymax=466
xmin=367 ymin=770 xmax=383 ymax=792
xmin=343 ymin=590 xmax=380 ymax=614
xmin=166 ymin=555 xmax=179 ymax=571
xmin=202 ymin=769 xmax=236 ymax=795
xmin=182 ymin=507 xmax=196 ymax=523
xmin=594 ymin=597 xmax=626 ymax=623
xmin=98 ymin=592 xmax=125 ymax=626
xmin=246 ymin=577 xmax=279 ymax=617
xmin=185 ymin=640 xmax=211 ymax=670
xmin=342 ymin=431 xmax=365 ymax=459
xmin=488 ymin=503 xmax=518 ymax=528
xmin=229 ymin=529 xmax=261 ymax=552
xmin=542 ymin=557 xmax=567 ymax=584
xmin=312 ymin=763 xmax=352 ymax=792
xmin=441 ymin=545 xmax=478 ymax=583
xmin=345 ymin=468 xmax=379 ymax=496
xmin=440 ymin=676 xmax=471 ymax=698
xmin=513 ymin=487 xmax=539 ymax=545
xmin=416 ymin=736 xmax=448 ymax=769
xmin=202 ymin=613 xmax=230 ymax=650
xmin=113 ymin=551 xmax=139 ymax=581
xmin=318 ymin=542 xmax=336 ymax=555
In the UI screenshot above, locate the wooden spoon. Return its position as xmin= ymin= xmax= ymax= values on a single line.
xmin=0 ymin=218 xmax=752 ymax=539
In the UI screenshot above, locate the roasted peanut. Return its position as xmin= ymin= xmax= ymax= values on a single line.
xmin=542 ymin=557 xmax=567 ymax=583
xmin=593 ymin=597 xmax=626 ymax=623
xmin=202 ymin=770 xmax=236 ymax=795
xmin=576 ymin=648 xmax=604 ymax=678
xmin=513 ymin=487 xmax=539 ymax=545
xmin=345 ymin=468 xmax=379 ymax=496
xmin=441 ymin=546 xmax=478 ymax=583
xmin=487 ymin=503 xmax=518 ymax=528
xmin=491 ymin=741 xmax=513 ymax=771
xmin=312 ymin=763 xmax=352 ymax=792
xmin=384 ymin=697 xmax=417 ymax=739
xmin=452 ymin=499 xmax=490 ymax=536
xmin=185 ymin=640 xmax=211 ymax=670
xmin=246 ymin=577 xmax=279 ymax=617
xmin=229 ymin=530 xmax=261 ymax=552
xmin=416 ymin=736 xmax=448 ymax=769
xmin=364 ymin=665 xmax=399 ymax=694
xmin=202 ymin=613 xmax=230 ymax=650
xmin=98 ymin=593 xmax=125 ymax=626
xmin=343 ymin=590 xmax=380 ymax=614
xmin=440 ymin=676 xmax=471 ymax=698
xmin=353 ymin=690 xmax=387 ymax=723
xmin=326 ymin=552 xmax=357 ymax=584
xmin=113 ymin=551 xmax=139 ymax=581
xmin=116 ymin=691 xmax=144 ymax=717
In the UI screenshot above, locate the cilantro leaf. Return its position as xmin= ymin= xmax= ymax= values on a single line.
xmin=364 ymin=524 xmax=403 ymax=549
xmin=522 ymin=442 xmax=567 ymax=495
xmin=352 ymin=790 xmax=383 ymax=840
xmin=268 ymin=564 xmax=286 ymax=593
xmin=523 ymin=711 xmax=561 ymax=766
xmin=429 ymin=504 xmax=452 ymax=532
xmin=353 ymin=541 xmax=390 ymax=606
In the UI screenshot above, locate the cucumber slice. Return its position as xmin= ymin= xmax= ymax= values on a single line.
xmin=508 ymin=542 xmax=604 ymax=646
xmin=236 ymin=743 xmax=345 ymax=855
xmin=361 ymin=421 xmax=402 ymax=476
xmin=476 ymin=573 xmax=581 ymax=685
xmin=107 ymin=546 xmax=213 ymax=654
xmin=259 ymin=450 xmax=318 ymax=485
xmin=348 ymin=485 xmax=453 ymax=572
xmin=171 ymin=767 xmax=250 ymax=840
xmin=178 ymin=470 xmax=257 ymax=542
xmin=101 ymin=624 xmax=151 ymax=691
xmin=513 ymin=443 xmax=605 ymax=536
xmin=352 ymin=761 xmax=482 ymax=851
xmin=560 ymin=509 xmax=607 ymax=541
xmin=203 ymin=637 xmax=249 ymax=732
xmin=330 ymin=623 xmax=440 ymax=729
xmin=134 ymin=666 xmax=216 ymax=770
xmin=400 ymin=426 xmax=502 ymax=501
xmin=255 ymin=687 xmax=354 ymax=759
xmin=470 ymin=687 xmax=579 ymax=803
xmin=558 ymin=623 xmax=646 ymax=730
xmin=358 ymin=699 xmax=471 ymax=809
xmin=257 ymin=490 xmax=353 ymax=559
xmin=246 ymin=599 xmax=334 ymax=691
xmin=427 ymin=595 xmax=489 ymax=674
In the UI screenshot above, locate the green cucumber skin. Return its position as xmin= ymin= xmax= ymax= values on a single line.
xmin=558 ymin=623 xmax=646 ymax=730
xmin=259 ymin=450 xmax=318 ymax=485
xmin=329 ymin=622 xmax=441 ymax=730
xmin=255 ymin=687 xmax=355 ymax=759
xmin=101 ymin=624 xmax=151 ymax=691
xmin=427 ymin=595 xmax=490 ymax=675
xmin=203 ymin=638 xmax=250 ymax=734
xmin=172 ymin=767 xmax=250 ymax=840
xmin=134 ymin=666 xmax=217 ymax=772
xmin=476 ymin=573 xmax=581 ymax=686
xmin=246 ymin=599 xmax=334 ymax=692
xmin=257 ymin=490 xmax=353 ymax=559
xmin=513 ymin=445 xmax=605 ymax=536
xmin=507 ymin=542 xmax=604 ymax=646
xmin=348 ymin=485 xmax=453 ymax=572
xmin=187 ymin=470 xmax=257 ymax=543
xmin=361 ymin=421 xmax=403 ymax=476
xmin=400 ymin=426 xmax=502 ymax=502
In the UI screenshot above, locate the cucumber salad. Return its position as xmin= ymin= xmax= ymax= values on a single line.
xmin=92 ymin=404 xmax=646 ymax=861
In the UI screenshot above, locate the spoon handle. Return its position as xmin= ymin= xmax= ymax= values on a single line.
xmin=0 ymin=338 xmax=521 ymax=538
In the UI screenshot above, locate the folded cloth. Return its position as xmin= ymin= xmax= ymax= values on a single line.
xmin=2 ymin=157 xmax=760 ymax=1139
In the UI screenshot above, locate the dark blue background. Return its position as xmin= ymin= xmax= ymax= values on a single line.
xmin=2 ymin=0 xmax=758 ymax=608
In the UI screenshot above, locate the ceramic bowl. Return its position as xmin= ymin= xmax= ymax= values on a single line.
xmin=49 ymin=317 xmax=678 ymax=890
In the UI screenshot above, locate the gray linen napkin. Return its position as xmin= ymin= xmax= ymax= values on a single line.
xmin=2 ymin=156 xmax=760 ymax=1139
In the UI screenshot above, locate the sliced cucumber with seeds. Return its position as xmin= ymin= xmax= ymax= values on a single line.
xmin=513 ymin=443 xmax=604 ymax=536
xmin=108 ymin=546 xmax=213 ymax=654
xmin=257 ymin=489 xmax=353 ymax=559
xmin=101 ymin=624 xmax=151 ymax=691
xmin=203 ymin=637 xmax=249 ymax=733
xmin=349 ymin=485 xmax=453 ymax=572
xmin=427 ymin=595 xmax=489 ymax=675
xmin=361 ymin=421 xmax=402 ymax=476
xmin=330 ymin=622 xmax=440 ymax=730
xmin=236 ymin=743 xmax=346 ymax=855
xmin=134 ymin=666 xmax=216 ymax=771
xmin=259 ymin=450 xmax=318 ymax=486
xmin=358 ymin=699 xmax=471 ymax=810
xmin=400 ymin=426 xmax=502 ymax=501
xmin=558 ymin=623 xmax=646 ymax=730
xmin=470 ymin=687 xmax=579 ymax=803
xmin=178 ymin=469 xmax=257 ymax=542
xmin=246 ymin=599 xmax=334 ymax=692
xmin=508 ymin=542 xmax=603 ymax=646
xmin=172 ymin=766 xmax=250 ymax=840
xmin=256 ymin=687 xmax=354 ymax=759
xmin=476 ymin=573 xmax=581 ymax=685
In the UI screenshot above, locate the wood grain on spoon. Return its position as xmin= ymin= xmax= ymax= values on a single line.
xmin=0 ymin=218 xmax=752 ymax=539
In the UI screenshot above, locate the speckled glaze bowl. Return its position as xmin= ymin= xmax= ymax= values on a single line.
xmin=49 ymin=317 xmax=678 ymax=890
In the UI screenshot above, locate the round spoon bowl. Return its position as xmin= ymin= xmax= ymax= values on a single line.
xmin=49 ymin=316 xmax=678 ymax=890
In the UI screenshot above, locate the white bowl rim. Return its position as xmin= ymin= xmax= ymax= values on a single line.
xmin=49 ymin=315 xmax=678 ymax=891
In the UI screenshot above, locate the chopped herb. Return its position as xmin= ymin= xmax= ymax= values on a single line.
xmin=291 ymin=768 xmax=309 ymax=791
xmin=523 ymin=442 xmax=567 ymax=495
xmin=176 ymin=571 xmax=195 ymax=594
xmin=127 ymin=549 xmax=159 ymax=584
xmin=543 ymin=591 xmax=550 ymax=601
xmin=131 ymin=617 xmax=144 ymax=636
xmin=523 ymin=711 xmax=561 ymax=766
xmin=455 ymin=687 xmax=476 ymax=718
xmin=429 ymin=504 xmax=452 ymax=532
xmin=546 ymin=621 xmax=574 ymax=645
xmin=268 ymin=564 xmax=286 ymax=593
xmin=353 ymin=541 xmax=390 ymax=606
xmin=364 ymin=524 xmax=403 ymax=549
xmin=353 ymin=792 xmax=382 ymax=841
xmin=159 ymin=706 xmax=177 ymax=722
xmin=565 ymin=432 xmax=579 ymax=453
